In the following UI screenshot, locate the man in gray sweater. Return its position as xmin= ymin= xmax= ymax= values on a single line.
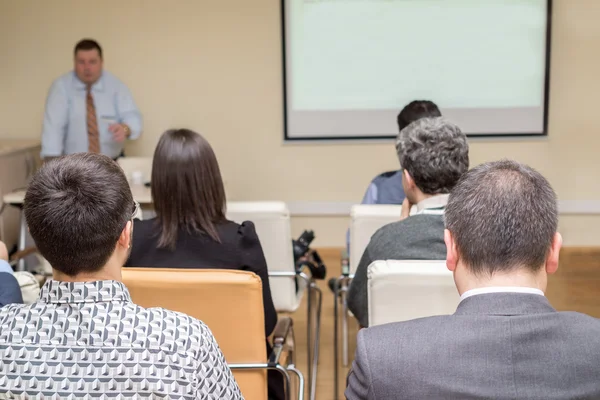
xmin=346 ymin=117 xmax=469 ymax=328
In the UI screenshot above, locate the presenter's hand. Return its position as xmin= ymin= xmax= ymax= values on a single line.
xmin=109 ymin=123 xmax=130 ymax=143
xmin=400 ymin=198 xmax=412 ymax=221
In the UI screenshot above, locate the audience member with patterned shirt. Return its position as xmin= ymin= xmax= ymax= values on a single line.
xmin=0 ymin=153 xmax=243 ymax=399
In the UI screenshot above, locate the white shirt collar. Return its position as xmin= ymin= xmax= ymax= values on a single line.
xmin=73 ymin=71 xmax=105 ymax=91
xmin=460 ymin=287 xmax=545 ymax=302
xmin=416 ymin=194 xmax=450 ymax=212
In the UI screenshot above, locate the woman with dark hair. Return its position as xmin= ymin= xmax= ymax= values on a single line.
xmin=125 ymin=128 xmax=283 ymax=400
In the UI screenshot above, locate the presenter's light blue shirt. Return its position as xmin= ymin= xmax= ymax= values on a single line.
xmin=41 ymin=71 xmax=142 ymax=159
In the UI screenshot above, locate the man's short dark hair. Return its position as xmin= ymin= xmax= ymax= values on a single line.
xmin=397 ymin=100 xmax=441 ymax=132
xmin=445 ymin=159 xmax=558 ymax=275
xmin=24 ymin=153 xmax=133 ymax=276
xmin=74 ymin=39 xmax=103 ymax=59
xmin=396 ymin=117 xmax=469 ymax=194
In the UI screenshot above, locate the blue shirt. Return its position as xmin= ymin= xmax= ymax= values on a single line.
xmin=41 ymin=71 xmax=143 ymax=159
xmin=0 ymin=260 xmax=23 ymax=307
xmin=361 ymin=170 xmax=406 ymax=205
xmin=346 ymin=170 xmax=406 ymax=252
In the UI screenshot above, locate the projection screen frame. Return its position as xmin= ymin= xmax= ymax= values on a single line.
xmin=281 ymin=0 xmax=553 ymax=142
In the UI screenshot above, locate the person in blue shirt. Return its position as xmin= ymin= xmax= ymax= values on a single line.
xmin=41 ymin=39 xmax=142 ymax=160
xmin=0 ymin=241 xmax=23 ymax=307
xmin=362 ymin=100 xmax=442 ymax=206
xmin=344 ymin=100 xmax=443 ymax=252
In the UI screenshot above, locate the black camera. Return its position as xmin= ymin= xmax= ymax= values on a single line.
xmin=292 ymin=230 xmax=327 ymax=280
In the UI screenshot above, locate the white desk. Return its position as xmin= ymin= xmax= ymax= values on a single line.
xmin=3 ymin=184 xmax=152 ymax=271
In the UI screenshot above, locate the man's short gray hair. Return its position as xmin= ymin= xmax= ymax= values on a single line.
xmin=445 ymin=159 xmax=558 ymax=275
xmin=395 ymin=117 xmax=469 ymax=194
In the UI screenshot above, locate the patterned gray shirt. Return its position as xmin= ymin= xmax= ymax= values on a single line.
xmin=0 ymin=280 xmax=244 ymax=399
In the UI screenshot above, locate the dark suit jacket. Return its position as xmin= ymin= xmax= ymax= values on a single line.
xmin=346 ymin=293 xmax=600 ymax=400
xmin=126 ymin=218 xmax=277 ymax=334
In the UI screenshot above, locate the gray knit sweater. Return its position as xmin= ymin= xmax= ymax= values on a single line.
xmin=346 ymin=211 xmax=446 ymax=328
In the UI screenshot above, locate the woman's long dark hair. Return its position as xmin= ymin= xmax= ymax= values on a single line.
xmin=151 ymin=129 xmax=226 ymax=250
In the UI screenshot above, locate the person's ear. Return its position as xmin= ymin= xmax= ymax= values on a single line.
xmin=118 ymin=220 xmax=133 ymax=250
xmin=402 ymin=169 xmax=415 ymax=191
xmin=445 ymin=229 xmax=458 ymax=272
xmin=545 ymin=232 xmax=562 ymax=275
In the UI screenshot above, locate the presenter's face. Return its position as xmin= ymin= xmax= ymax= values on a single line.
xmin=74 ymin=49 xmax=103 ymax=85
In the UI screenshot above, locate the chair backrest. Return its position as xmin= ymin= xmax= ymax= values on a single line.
xmin=117 ymin=156 xmax=153 ymax=184
xmin=367 ymin=260 xmax=459 ymax=327
xmin=226 ymin=201 xmax=300 ymax=312
xmin=121 ymin=268 xmax=267 ymax=400
xmin=350 ymin=204 xmax=403 ymax=274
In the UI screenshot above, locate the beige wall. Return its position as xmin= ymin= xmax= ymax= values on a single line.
xmin=1 ymin=0 xmax=599 ymax=247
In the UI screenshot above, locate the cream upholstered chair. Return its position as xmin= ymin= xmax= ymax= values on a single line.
xmin=349 ymin=204 xmax=405 ymax=275
xmin=121 ymin=268 xmax=303 ymax=400
xmin=226 ymin=201 xmax=321 ymax=400
xmin=367 ymin=260 xmax=459 ymax=327
xmin=226 ymin=202 xmax=303 ymax=312
xmin=332 ymin=204 xmax=404 ymax=399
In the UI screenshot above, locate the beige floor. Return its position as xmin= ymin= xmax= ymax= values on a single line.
xmin=286 ymin=247 xmax=600 ymax=400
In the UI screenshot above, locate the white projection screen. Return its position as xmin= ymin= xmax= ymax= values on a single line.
xmin=282 ymin=0 xmax=552 ymax=140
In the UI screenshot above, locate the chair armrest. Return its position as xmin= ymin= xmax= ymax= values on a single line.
xmin=272 ymin=316 xmax=292 ymax=346
xmin=269 ymin=316 xmax=293 ymax=365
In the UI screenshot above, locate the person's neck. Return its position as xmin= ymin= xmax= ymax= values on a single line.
xmin=52 ymin=257 xmax=123 ymax=283
xmin=76 ymin=73 xmax=101 ymax=87
xmin=455 ymin=266 xmax=547 ymax=296
xmin=410 ymin=190 xmax=436 ymax=206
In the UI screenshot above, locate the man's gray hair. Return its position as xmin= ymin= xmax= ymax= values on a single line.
xmin=395 ymin=117 xmax=469 ymax=194
xmin=445 ymin=159 xmax=558 ymax=275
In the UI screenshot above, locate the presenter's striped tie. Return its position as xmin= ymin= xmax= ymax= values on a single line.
xmin=86 ymin=85 xmax=100 ymax=153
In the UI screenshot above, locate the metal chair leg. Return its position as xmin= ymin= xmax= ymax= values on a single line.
xmin=333 ymin=275 xmax=343 ymax=400
xmin=306 ymin=278 xmax=313 ymax=396
xmin=228 ymin=363 xmax=292 ymax=400
xmin=276 ymin=364 xmax=293 ymax=400
xmin=309 ymin=282 xmax=322 ymax=400
xmin=287 ymin=365 xmax=305 ymax=400
xmin=284 ymin=317 xmax=305 ymax=400
xmin=341 ymin=285 xmax=349 ymax=367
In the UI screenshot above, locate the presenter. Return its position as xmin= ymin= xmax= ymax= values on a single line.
xmin=40 ymin=39 xmax=142 ymax=160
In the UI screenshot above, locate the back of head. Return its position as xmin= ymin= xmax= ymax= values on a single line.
xmin=397 ymin=100 xmax=441 ymax=132
xmin=151 ymin=129 xmax=226 ymax=250
xmin=396 ymin=117 xmax=469 ymax=194
xmin=445 ymin=160 xmax=558 ymax=275
xmin=24 ymin=153 xmax=133 ymax=276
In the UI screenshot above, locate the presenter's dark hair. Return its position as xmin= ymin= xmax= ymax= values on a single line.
xmin=24 ymin=153 xmax=133 ymax=276
xmin=151 ymin=129 xmax=226 ymax=250
xmin=74 ymin=39 xmax=103 ymax=59
xmin=397 ymin=100 xmax=441 ymax=132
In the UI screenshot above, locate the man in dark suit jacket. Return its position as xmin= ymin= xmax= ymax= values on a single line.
xmin=346 ymin=159 xmax=600 ymax=400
